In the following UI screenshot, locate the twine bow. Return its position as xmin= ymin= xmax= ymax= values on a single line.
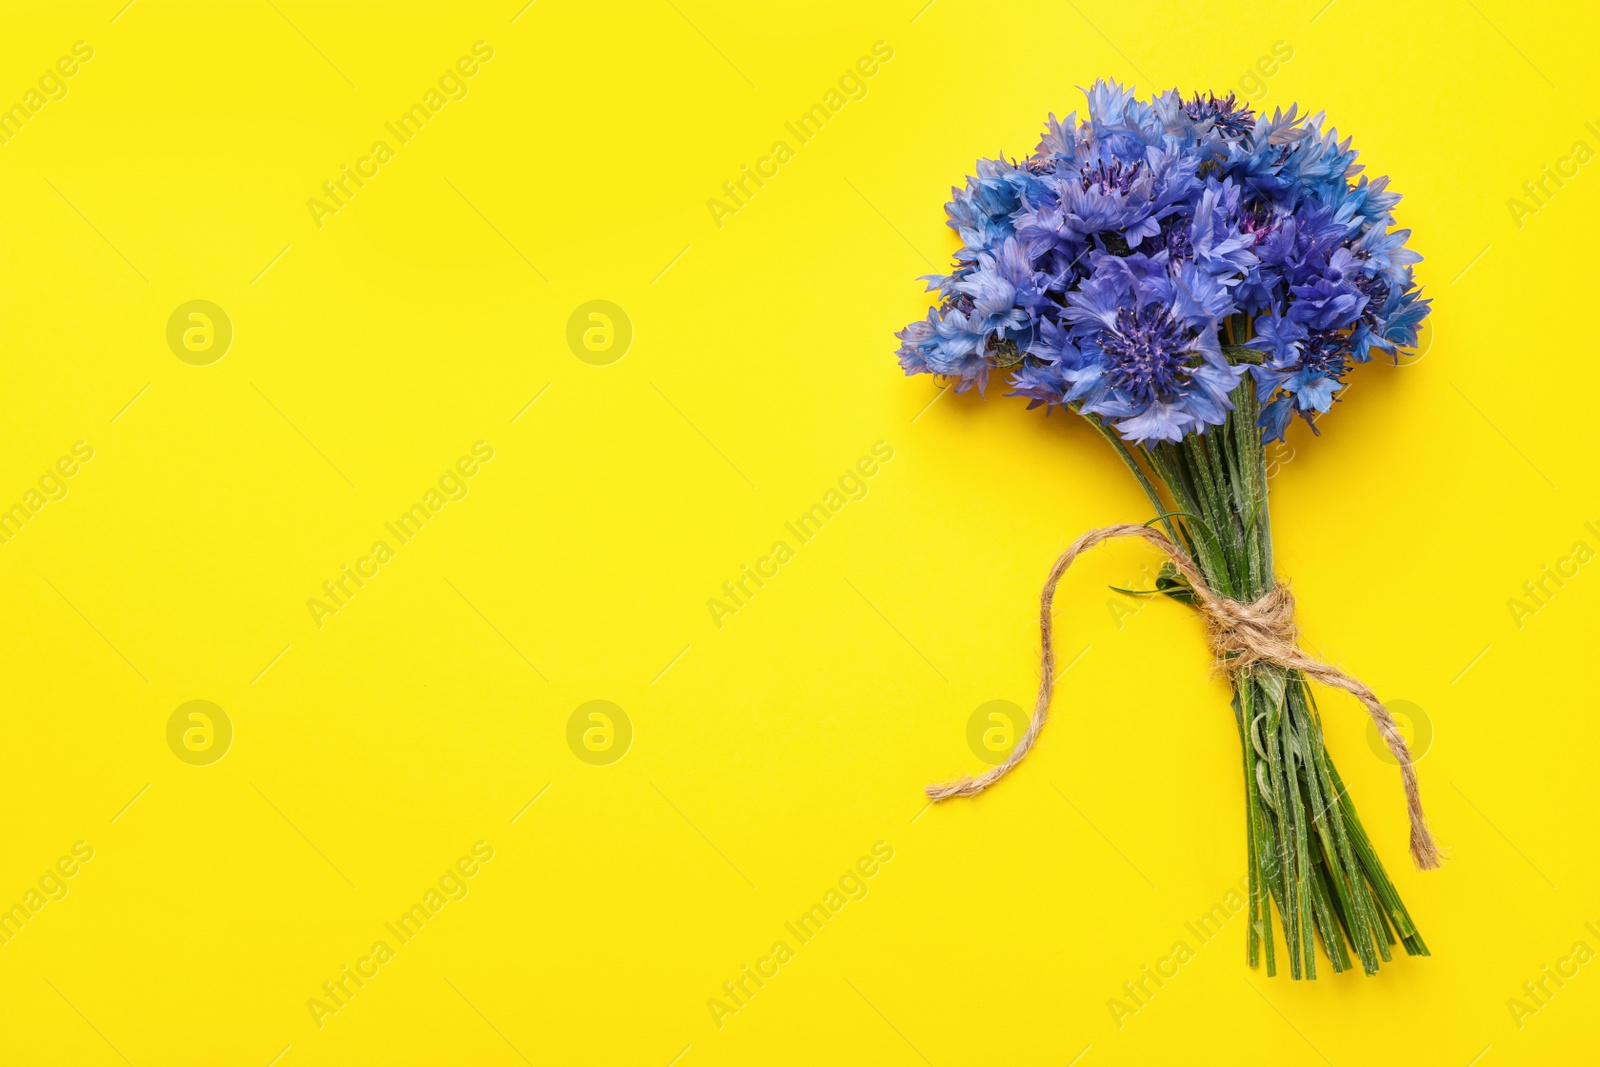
xmin=926 ymin=523 xmax=1442 ymax=871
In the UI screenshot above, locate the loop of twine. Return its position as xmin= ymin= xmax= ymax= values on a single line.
xmin=926 ymin=523 xmax=1442 ymax=871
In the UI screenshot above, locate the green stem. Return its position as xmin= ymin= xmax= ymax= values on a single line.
xmin=1087 ymin=376 xmax=1427 ymax=979
xmin=1085 ymin=412 xmax=1180 ymax=544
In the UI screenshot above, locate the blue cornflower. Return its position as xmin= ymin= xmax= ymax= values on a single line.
xmin=1057 ymin=258 xmax=1246 ymax=442
xmin=1182 ymin=91 xmax=1257 ymax=139
xmin=893 ymin=79 xmax=1430 ymax=447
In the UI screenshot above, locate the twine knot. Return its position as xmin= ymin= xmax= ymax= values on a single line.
xmin=925 ymin=523 xmax=1442 ymax=871
xmin=1203 ymin=583 xmax=1298 ymax=673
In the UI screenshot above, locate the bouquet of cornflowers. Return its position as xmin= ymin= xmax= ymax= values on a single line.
xmin=898 ymin=81 xmax=1437 ymax=979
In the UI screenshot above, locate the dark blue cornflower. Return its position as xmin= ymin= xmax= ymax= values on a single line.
xmin=1182 ymin=91 xmax=1257 ymax=139
xmin=1054 ymin=257 xmax=1246 ymax=441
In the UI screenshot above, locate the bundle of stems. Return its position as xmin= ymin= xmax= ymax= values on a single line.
xmin=1089 ymin=334 xmax=1428 ymax=978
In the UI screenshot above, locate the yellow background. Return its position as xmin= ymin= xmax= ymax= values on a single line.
xmin=1 ymin=1 xmax=1596 ymax=1064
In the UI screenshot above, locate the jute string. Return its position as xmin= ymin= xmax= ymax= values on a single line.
xmin=926 ymin=523 xmax=1442 ymax=871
